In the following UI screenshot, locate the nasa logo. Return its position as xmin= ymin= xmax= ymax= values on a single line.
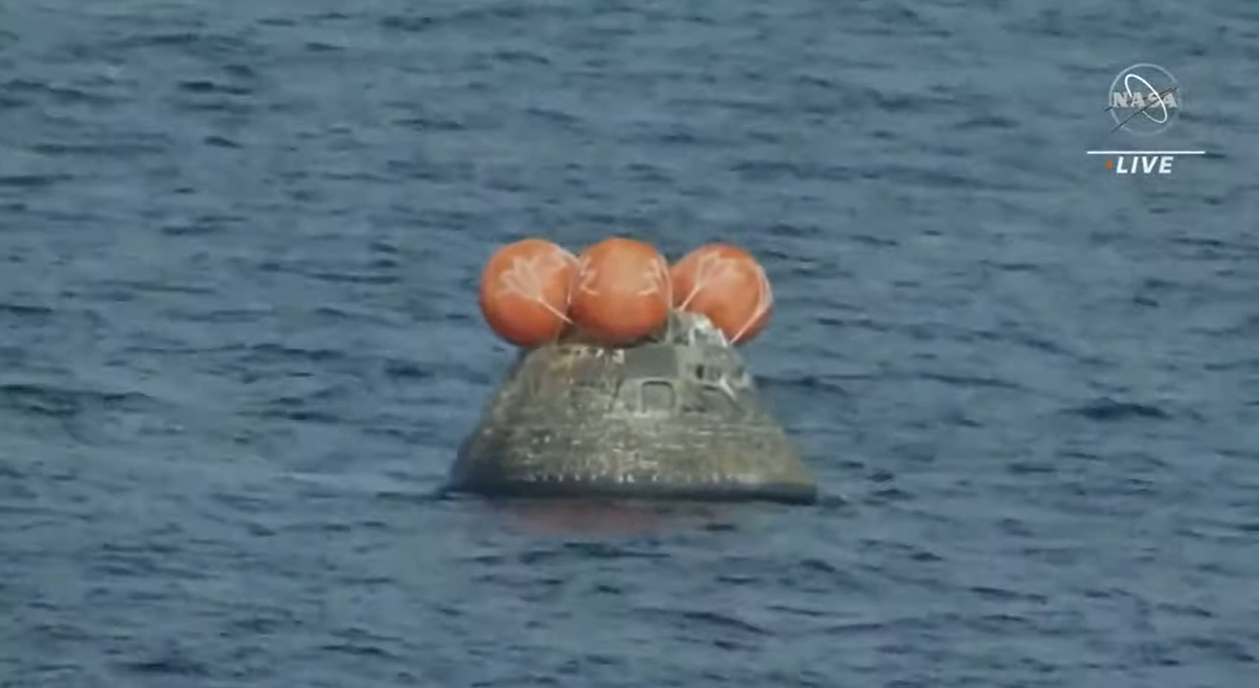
xmin=1106 ymin=63 xmax=1180 ymax=136
xmin=1089 ymin=62 xmax=1204 ymax=175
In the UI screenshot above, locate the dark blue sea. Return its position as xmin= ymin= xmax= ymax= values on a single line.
xmin=0 ymin=0 xmax=1256 ymax=686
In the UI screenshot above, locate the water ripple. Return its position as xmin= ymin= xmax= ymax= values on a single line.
xmin=0 ymin=0 xmax=1254 ymax=686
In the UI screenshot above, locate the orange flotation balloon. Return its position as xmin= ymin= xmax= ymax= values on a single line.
xmin=670 ymin=243 xmax=773 ymax=345
xmin=569 ymin=237 xmax=672 ymax=345
xmin=478 ymin=238 xmax=578 ymax=347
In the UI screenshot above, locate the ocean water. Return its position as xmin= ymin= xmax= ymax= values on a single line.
xmin=0 ymin=0 xmax=1256 ymax=686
